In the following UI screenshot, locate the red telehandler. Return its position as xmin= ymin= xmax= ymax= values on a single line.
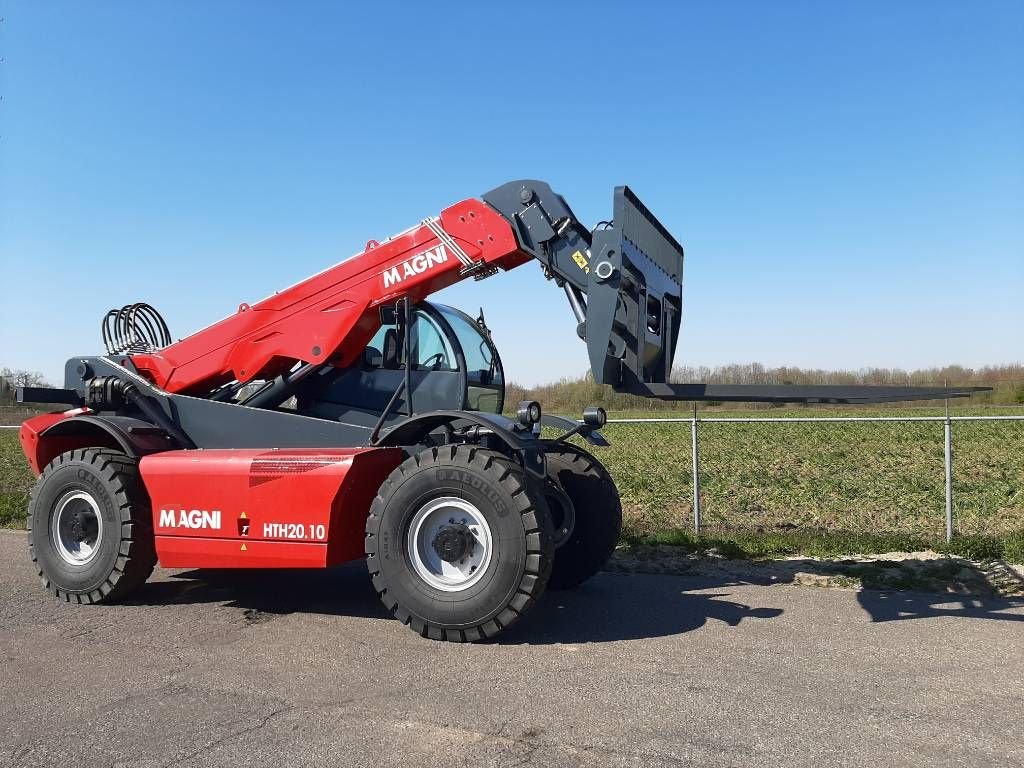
xmin=16 ymin=180 xmax=984 ymax=641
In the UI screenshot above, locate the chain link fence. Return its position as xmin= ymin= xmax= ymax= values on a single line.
xmin=602 ymin=415 xmax=1024 ymax=543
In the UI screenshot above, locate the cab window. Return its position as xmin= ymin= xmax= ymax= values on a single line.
xmin=435 ymin=305 xmax=504 ymax=413
xmin=364 ymin=311 xmax=456 ymax=371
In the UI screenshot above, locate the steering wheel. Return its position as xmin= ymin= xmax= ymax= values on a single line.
xmin=421 ymin=351 xmax=449 ymax=370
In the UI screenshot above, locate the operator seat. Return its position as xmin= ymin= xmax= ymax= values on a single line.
xmin=382 ymin=328 xmax=401 ymax=369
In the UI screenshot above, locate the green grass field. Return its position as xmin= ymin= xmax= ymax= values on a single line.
xmin=3 ymin=406 xmax=1023 ymax=560
xmin=1 ymin=430 xmax=32 ymax=528
xmin=598 ymin=407 xmax=1024 ymax=536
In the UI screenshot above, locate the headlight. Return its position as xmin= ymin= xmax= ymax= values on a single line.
xmin=582 ymin=406 xmax=607 ymax=428
xmin=516 ymin=400 xmax=542 ymax=427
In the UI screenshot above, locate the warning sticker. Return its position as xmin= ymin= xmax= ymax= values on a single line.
xmin=571 ymin=250 xmax=590 ymax=274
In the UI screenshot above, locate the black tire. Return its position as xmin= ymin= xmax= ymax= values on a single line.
xmin=365 ymin=445 xmax=554 ymax=642
xmin=542 ymin=442 xmax=623 ymax=590
xmin=28 ymin=448 xmax=156 ymax=603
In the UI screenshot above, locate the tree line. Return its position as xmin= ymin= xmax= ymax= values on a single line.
xmin=0 ymin=369 xmax=49 ymax=406
xmin=505 ymin=363 xmax=1024 ymax=412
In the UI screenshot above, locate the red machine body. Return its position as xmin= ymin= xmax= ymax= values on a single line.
xmin=130 ymin=199 xmax=528 ymax=395
xmin=140 ymin=447 xmax=403 ymax=568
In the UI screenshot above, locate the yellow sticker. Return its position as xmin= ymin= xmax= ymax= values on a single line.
xmin=571 ymin=250 xmax=590 ymax=274
xmin=240 ymin=543 xmax=247 ymax=551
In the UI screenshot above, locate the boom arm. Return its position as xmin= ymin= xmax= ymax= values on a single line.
xmin=130 ymin=198 xmax=531 ymax=394
xmin=128 ymin=180 xmax=986 ymax=404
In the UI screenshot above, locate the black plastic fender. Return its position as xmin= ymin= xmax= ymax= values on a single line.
xmin=39 ymin=414 xmax=178 ymax=459
xmin=375 ymin=410 xmax=546 ymax=478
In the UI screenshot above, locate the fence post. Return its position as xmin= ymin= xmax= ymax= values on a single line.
xmin=943 ymin=415 xmax=954 ymax=544
xmin=691 ymin=405 xmax=701 ymax=535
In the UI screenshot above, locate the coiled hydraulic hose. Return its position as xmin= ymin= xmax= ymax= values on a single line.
xmin=101 ymin=303 xmax=172 ymax=355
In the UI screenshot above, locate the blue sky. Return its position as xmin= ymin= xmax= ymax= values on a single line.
xmin=1 ymin=2 xmax=1021 ymax=387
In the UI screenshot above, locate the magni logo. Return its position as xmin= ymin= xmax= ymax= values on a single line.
xmin=158 ymin=509 xmax=222 ymax=530
xmin=382 ymin=245 xmax=449 ymax=288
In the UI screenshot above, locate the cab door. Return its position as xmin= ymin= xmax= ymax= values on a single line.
xmin=431 ymin=304 xmax=506 ymax=414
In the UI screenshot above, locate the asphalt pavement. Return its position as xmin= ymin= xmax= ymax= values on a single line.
xmin=1 ymin=529 xmax=1022 ymax=767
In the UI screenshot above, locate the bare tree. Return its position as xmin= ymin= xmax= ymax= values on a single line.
xmin=8 ymin=370 xmax=48 ymax=388
xmin=0 ymin=368 xmax=51 ymax=404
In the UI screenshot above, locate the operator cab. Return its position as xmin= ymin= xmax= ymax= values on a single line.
xmin=366 ymin=303 xmax=505 ymax=414
xmin=294 ymin=302 xmax=505 ymax=427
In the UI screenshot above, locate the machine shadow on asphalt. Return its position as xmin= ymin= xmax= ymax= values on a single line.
xmin=124 ymin=566 xmax=785 ymax=644
xmin=123 ymin=562 xmax=1024 ymax=644
xmin=856 ymin=591 xmax=1024 ymax=624
xmin=663 ymin=563 xmax=1024 ymax=627
xmin=496 ymin=576 xmax=784 ymax=644
xmin=673 ymin=566 xmax=1024 ymax=626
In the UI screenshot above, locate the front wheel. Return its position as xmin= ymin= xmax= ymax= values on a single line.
xmin=542 ymin=442 xmax=623 ymax=590
xmin=365 ymin=445 xmax=553 ymax=642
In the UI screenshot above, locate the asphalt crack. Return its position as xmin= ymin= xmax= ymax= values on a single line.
xmin=161 ymin=705 xmax=294 ymax=768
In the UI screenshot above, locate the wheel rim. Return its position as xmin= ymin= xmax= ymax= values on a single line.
xmin=545 ymin=485 xmax=576 ymax=549
xmin=51 ymin=490 xmax=104 ymax=566
xmin=406 ymin=497 xmax=493 ymax=592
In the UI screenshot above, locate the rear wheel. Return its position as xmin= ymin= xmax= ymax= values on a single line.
xmin=365 ymin=445 xmax=553 ymax=642
xmin=28 ymin=448 xmax=156 ymax=603
xmin=543 ymin=442 xmax=623 ymax=589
